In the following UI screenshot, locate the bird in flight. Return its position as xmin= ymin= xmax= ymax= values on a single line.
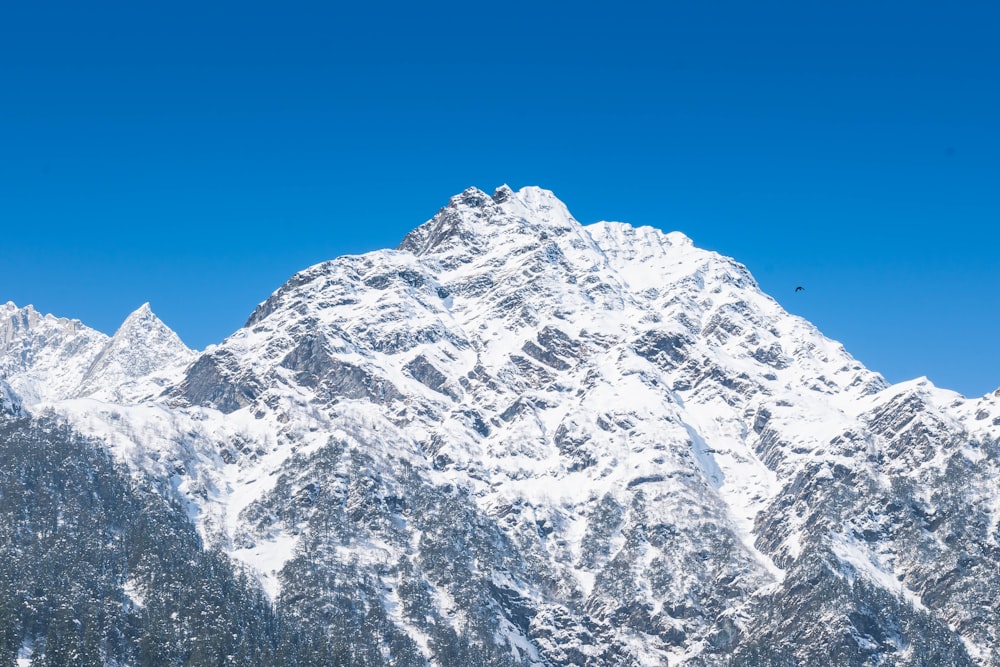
xmin=795 ymin=286 xmax=805 ymax=292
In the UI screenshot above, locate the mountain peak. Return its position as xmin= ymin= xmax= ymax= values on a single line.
xmin=129 ymin=301 xmax=153 ymax=317
xmin=0 ymin=304 xmax=108 ymax=405
xmin=491 ymin=183 xmax=514 ymax=203
xmin=398 ymin=185 xmax=581 ymax=259
xmin=116 ymin=302 xmax=165 ymax=333
xmin=74 ymin=304 xmax=194 ymax=401
xmin=1 ymin=300 xmax=32 ymax=313
xmin=2 ymin=302 xmax=41 ymax=332
xmin=1 ymin=302 xmax=93 ymax=337
xmin=447 ymin=186 xmax=494 ymax=209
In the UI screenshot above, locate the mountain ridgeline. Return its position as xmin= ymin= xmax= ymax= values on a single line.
xmin=2 ymin=186 xmax=999 ymax=666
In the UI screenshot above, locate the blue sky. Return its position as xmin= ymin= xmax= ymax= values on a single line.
xmin=2 ymin=1 xmax=998 ymax=396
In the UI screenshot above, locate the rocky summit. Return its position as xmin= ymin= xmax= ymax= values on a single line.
xmin=2 ymin=186 xmax=999 ymax=666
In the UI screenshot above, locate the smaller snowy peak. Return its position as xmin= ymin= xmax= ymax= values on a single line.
xmin=496 ymin=185 xmax=578 ymax=228
xmin=449 ymin=185 xmax=495 ymax=209
xmin=2 ymin=302 xmax=94 ymax=349
xmin=586 ymin=220 xmax=692 ymax=253
xmin=874 ymin=374 xmax=1000 ymax=440
xmin=75 ymin=303 xmax=195 ymax=401
xmin=490 ymin=183 xmax=514 ymax=203
xmin=109 ymin=303 xmax=191 ymax=358
xmin=126 ymin=301 xmax=153 ymax=320
xmin=584 ymin=221 xmax=698 ymax=291
xmin=115 ymin=302 xmax=188 ymax=347
xmin=863 ymin=376 xmax=964 ymax=414
xmin=0 ymin=302 xmax=110 ymax=405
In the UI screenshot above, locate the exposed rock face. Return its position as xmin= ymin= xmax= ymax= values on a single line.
xmin=177 ymin=349 xmax=261 ymax=414
xmin=3 ymin=187 xmax=1000 ymax=666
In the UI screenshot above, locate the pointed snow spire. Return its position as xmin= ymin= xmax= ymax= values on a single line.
xmin=109 ymin=302 xmax=183 ymax=343
xmin=111 ymin=301 xmax=153 ymax=330
xmin=74 ymin=303 xmax=195 ymax=400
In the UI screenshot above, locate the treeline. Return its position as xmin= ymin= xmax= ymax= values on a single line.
xmin=0 ymin=416 xmax=331 ymax=666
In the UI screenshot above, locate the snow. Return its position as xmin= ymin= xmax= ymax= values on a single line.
xmin=383 ymin=584 xmax=434 ymax=660
xmin=6 ymin=185 xmax=998 ymax=664
xmin=10 ymin=188 xmax=869 ymax=591
xmin=123 ymin=577 xmax=145 ymax=608
xmin=1 ymin=301 xmax=194 ymax=408
xmin=829 ymin=531 xmax=927 ymax=612
xmin=16 ymin=640 xmax=33 ymax=667
xmin=231 ymin=530 xmax=299 ymax=599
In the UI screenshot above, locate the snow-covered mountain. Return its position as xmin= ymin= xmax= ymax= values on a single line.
xmin=0 ymin=301 xmax=193 ymax=405
xmin=75 ymin=302 xmax=195 ymax=402
xmin=3 ymin=186 xmax=1000 ymax=666
xmin=1 ymin=302 xmax=109 ymax=404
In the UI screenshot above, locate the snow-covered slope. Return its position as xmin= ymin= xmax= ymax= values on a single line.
xmin=4 ymin=186 xmax=1000 ymax=666
xmin=0 ymin=377 xmax=21 ymax=417
xmin=1 ymin=301 xmax=193 ymax=406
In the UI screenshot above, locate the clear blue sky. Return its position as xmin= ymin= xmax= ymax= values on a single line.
xmin=2 ymin=1 xmax=998 ymax=396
